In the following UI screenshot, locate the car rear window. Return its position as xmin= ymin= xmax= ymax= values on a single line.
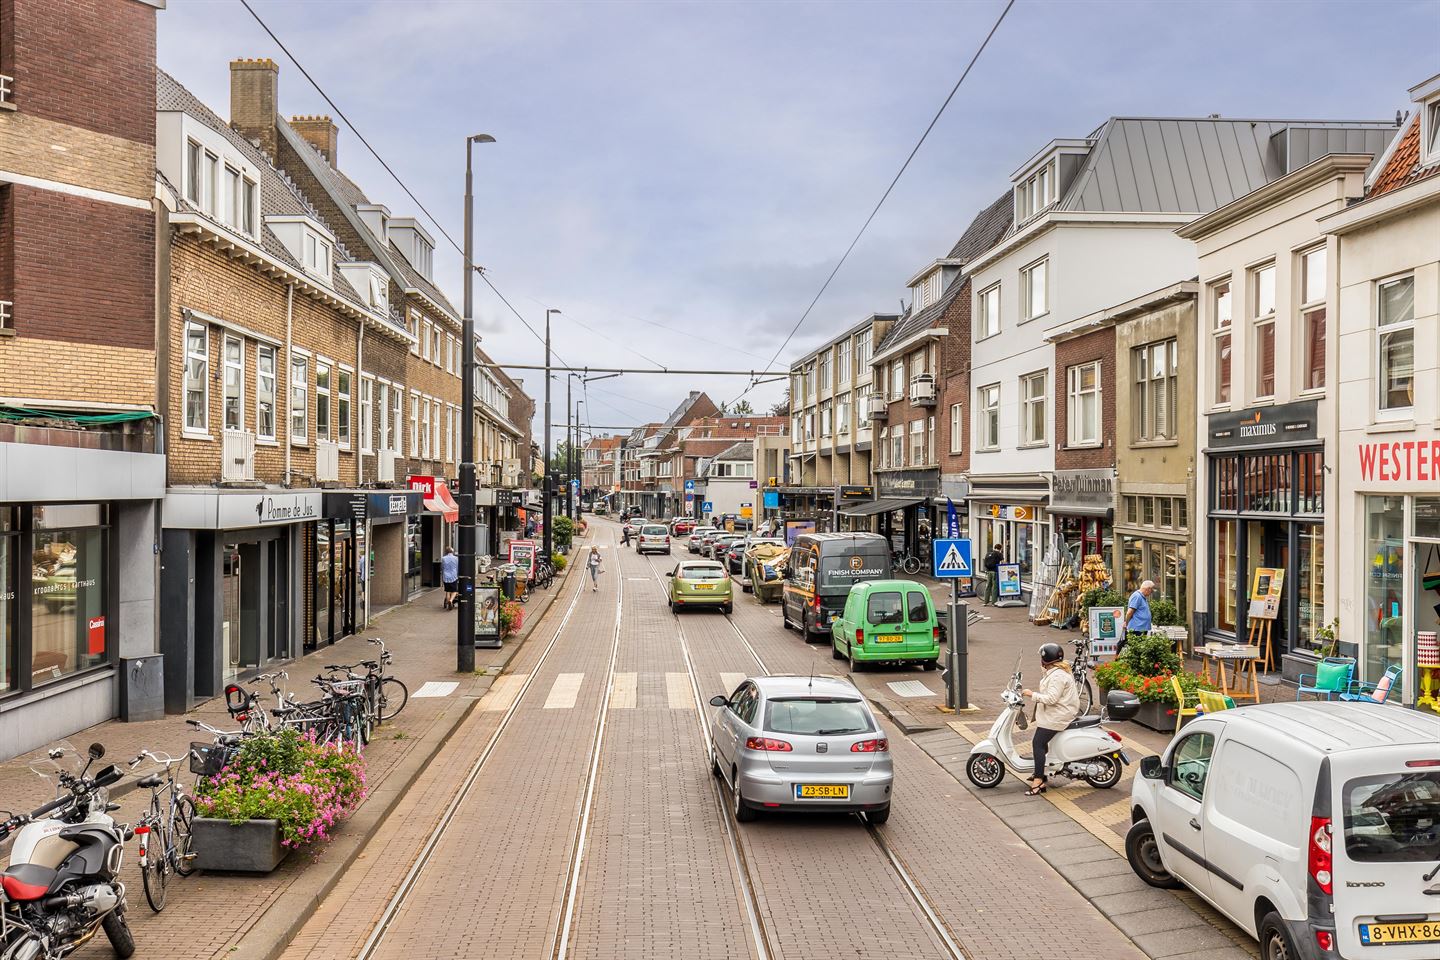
xmin=764 ymin=698 xmax=873 ymax=736
xmin=679 ymin=566 xmax=726 ymax=580
xmin=1342 ymin=771 xmax=1440 ymax=862
xmin=641 ymin=525 xmax=668 ymax=536
xmin=907 ymin=591 xmax=931 ymax=623
xmin=867 ymin=591 xmax=904 ymax=625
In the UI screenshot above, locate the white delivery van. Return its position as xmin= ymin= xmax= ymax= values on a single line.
xmin=1126 ymin=701 xmax=1440 ymax=960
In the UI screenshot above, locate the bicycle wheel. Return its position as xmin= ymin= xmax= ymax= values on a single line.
xmin=378 ymin=677 xmax=408 ymax=722
xmin=901 ymin=556 xmax=921 ymax=575
xmin=366 ymin=679 xmax=381 ymax=728
xmin=141 ymin=805 xmax=168 ymax=912
xmin=172 ymin=795 xmax=198 ymax=877
xmin=1077 ymin=675 xmax=1096 ymax=716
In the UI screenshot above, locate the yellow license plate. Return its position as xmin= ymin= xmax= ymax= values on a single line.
xmin=692 ymin=583 xmax=715 ymax=590
xmin=795 ymin=784 xmax=850 ymax=799
xmin=1360 ymin=922 xmax=1440 ymax=945
xmin=876 ymin=634 xmax=903 ymax=643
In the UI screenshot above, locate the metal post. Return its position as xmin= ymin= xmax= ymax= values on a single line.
xmin=543 ymin=309 xmax=557 ymax=562
xmin=460 ymin=133 xmax=497 ymax=665
xmin=946 ymin=578 xmax=969 ymax=710
xmin=564 ymin=376 xmax=573 ymax=520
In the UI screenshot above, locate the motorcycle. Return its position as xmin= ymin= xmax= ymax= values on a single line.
xmin=0 ymin=742 xmax=135 ymax=959
xmin=965 ymin=661 xmax=1140 ymax=790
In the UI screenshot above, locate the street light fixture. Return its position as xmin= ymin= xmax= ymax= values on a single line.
xmin=460 ymin=133 xmax=497 ymax=667
xmin=542 ymin=309 xmax=560 ymax=564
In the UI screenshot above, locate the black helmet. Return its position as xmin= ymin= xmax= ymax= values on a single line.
xmin=1039 ymin=642 xmax=1065 ymax=665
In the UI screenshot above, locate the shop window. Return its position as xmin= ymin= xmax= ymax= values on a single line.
xmin=1416 ymin=498 xmax=1440 ymax=541
xmin=1364 ymin=496 xmax=1405 ymax=684
xmin=1212 ymin=280 xmax=1232 ymax=405
xmin=1296 ymin=524 xmax=1325 ymax=652
xmin=256 ymin=346 xmax=276 ymax=441
xmin=1021 ymin=371 xmax=1046 ymax=445
xmin=0 ymin=509 xmax=15 ymax=692
xmin=184 ymin=323 xmax=209 ymax=432
xmin=223 ymin=336 xmax=244 ymax=432
xmin=1300 ymin=246 xmax=1327 ymax=391
xmin=1297 ymin=451 xmax=1324 ymax=514
xmin=1377 ymin=275 xmax=1415 ymax=412
xmin=1212 ymin=455 xmax=1239 ymax=512
xmin=1214 ymin=518 xmax=1238 ymax=632
xmin=290 ymin=355 xmax=308 ymax=442
xmin=1133 ymin=338 xmax=1177 ymax=441
xmin=1244 ymin=452 xmax=1291 ymax=513
xmin=1122 ymin=534 xmax=1188 ymax=618
xmin=30 ymin=505 xmax=109 ymax=686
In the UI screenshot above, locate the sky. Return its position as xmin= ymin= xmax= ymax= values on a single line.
xmin=158 ymin=0 xmax=1440 ymax=437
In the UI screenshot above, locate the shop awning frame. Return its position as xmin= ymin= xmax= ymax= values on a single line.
xmin=422 ymin=484 xmax=460 ymax=523
xmin=837 ymin=496 xmax=925 ymax=517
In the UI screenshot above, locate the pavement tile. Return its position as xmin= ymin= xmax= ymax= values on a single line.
xmin=1132 ymin=925 xmax=1244 ymax=958
xmin=1110 ymin=906 xmax=1217 ymax=938
xmin=1072 ymin=872 xmax=1164 ymax=897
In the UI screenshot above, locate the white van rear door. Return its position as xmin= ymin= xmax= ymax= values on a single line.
xmin=1333 ymin=752 xmax=1440 ymax=959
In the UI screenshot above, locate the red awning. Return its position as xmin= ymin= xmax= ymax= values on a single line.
xmin=423 ymin=483 xmax=460 ymax=523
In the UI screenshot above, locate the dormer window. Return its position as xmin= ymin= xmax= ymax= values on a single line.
xmin=415 ymin=238 xmax=433 ymax=278
xmin=912 ymin=270 xmax=941 ymax=311
xmin=368 ymin=274 xmax=388 ymax=311
xmin=1424 ymin=95 xmax=1440 ymax=167
xmin=304 ymin=232 xmax=331 ymax=277
xmin=1015 ymin=159 xmax=1058 ymax=223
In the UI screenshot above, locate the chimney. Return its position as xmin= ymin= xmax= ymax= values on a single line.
xmin=291 ymin=115 xmax=339 ymax=168
xmin=229 ymin=58 xmax=280 ymax=158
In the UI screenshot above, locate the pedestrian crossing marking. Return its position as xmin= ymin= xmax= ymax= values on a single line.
xmin=611 ymin=672 xmax=637 ymax=709
xmin=937 ymin=543 xmax=970 ymax=574
xmin=412 ymin=681 xmax=458 ymax=698
xmin=666 ymin=673 xmax=694 ymax=710
xmin=888 ymin=680 xmax=937 ymax=698
xmin=544 ymin=673 xmax=584 ymax=709
xmin=482 ymin=673 xmax=527 ymax=712
xmin=719 ymin=673 xmax=747 ymax=697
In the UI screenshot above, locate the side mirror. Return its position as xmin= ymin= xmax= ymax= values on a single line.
xmin=709 ymin=695 xmax=729 ymax=708
xmin=88 ymin=743 xmax=106 ymax=760
xmin=1139 ymin=755 xmax=1165 ymax=780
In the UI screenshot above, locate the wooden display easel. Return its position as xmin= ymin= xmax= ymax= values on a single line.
xmin=1246 ymin=617 xmax=1275 ymax=673
xmin=1201 ymin=644 xmax=1262 ymax=703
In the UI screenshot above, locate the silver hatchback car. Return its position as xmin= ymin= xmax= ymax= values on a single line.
xmin=708 ymin=675 xmax=893 ymax=823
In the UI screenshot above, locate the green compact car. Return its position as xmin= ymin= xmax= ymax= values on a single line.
xmin=831 ymin=579 xmax=939 ymax=670
xmin=668 ymin=560 xmax=734 ymax=614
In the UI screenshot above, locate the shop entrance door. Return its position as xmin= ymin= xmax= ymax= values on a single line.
xmin=1259 ymin=520 xmax=1290 ymax=648
xmin=339 ymin=526 xmax=356 ymax=638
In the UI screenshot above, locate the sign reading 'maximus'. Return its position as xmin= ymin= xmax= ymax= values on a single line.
xmin=1208 ymin=400 xmax=1318 ymax=450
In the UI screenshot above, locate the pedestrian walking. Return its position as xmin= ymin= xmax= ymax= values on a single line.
xmin=982 ymin=544 xmax=1003 ymax=605
xmin=441 ymin=547 xmax=460 ymax=611
xmin=1021 ymin=642 xmax=1080 ymax=796
xmin=587 ymin=546 xmax=603 ymax=591
xmin=1117 ymin=579 xmax=1155 ymax=655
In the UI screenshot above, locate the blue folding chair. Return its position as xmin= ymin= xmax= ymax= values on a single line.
xmin=1339 ymin=664 xmax=1401 ymax=704
xmin=1296 ymin=657 xmax=1355 ymax=701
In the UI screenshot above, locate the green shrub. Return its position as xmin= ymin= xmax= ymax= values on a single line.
xmin=1094 ymin=661 xmax=1210 ymax=705
xmin=551 ymin=552 xmax=567 ymax=572
xmin=553 ymin=515 xmax=575 ymax=551
xmin=1116 ymin=631 xmax=1181 ymax=677
xmin=1149 ymin=596 xmax=1183 ymax=627
xmin=1079 ymin=586 xmax=1126 ymax=618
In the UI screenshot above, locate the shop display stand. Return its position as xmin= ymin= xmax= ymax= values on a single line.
xmin=1245 ymin=617 xmax=1275 ymax=673
xmin=1417 ymin=632 xmax=1439 ymax=713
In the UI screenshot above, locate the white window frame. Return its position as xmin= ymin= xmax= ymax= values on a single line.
xmin=203 ymin=151 xmax=218 ymax=217
xmin=1423 ymin=96 xmax=1440 ymax=167
xmin=1133 ymin=338 xmax=1177 ymax=442
xmin=977 ymin=383 xmax=1000 ymax=451
xmin=1211 ymin=279 xmax=1233 ymax=407
xmin=1376 ymin=273 xmax=1416 ymax=416
xmin=837 ymin=395 xmax=850 ymax=434
xmin=1299 ymin=245 xmax=1327 ymax=393
xmin=256 ymin=345 xmax=277 ymax=442
xmin=1066 ymin=361 xmax=1102 ymax=448
xmin=421 ymin=321 xmax=431 ymax=361
xmin=977 ymin=283 xmax=1000 ymax=340
xmin=910 ymin=420 xmax=925 ymax=465
xmin=856 ymin=330 xmax=871 ymax=370
xmin=1020 ymin=370 xmax=1047 ymax=446
xmin=891 ymin=426 xmax=903 ymax=466
xmin=409 ymin=312 xmax=421 ymax=355
xmin=1252 ymin=262 xmax=1276 ymax=400
xmin=819 ymin=353 xmax=831 ymax=392
xmin=290 ymin=354 xmax=308 ymax=444
xmin=1020 ymin=258 xmax=1048 ymax=321
xmin=222 ymin=335 xmax=244 ymax=432
xmin=432 ymin=328 xmax=442 ymax=367
xmin=837 ymin=340 xmax=851 ymax=385
xmin=949 ymin=402 xmax=962 ymax=454
xmin=224 ymin=166 xmax=242 ymax=231
xmin=242 ymin=177 xmax=257 ymax=237
xmin=410 ymin=393 xmax=421 ymax=457
xmin=315 ymin=362 xmax=331 ymax=443
xmin=890 ymin=360 xmax=905 ymax=401
xmin=337 ymin=367 xmax=352 ymax=448
xmin=360 ymin=376 xmax=374 ymax=453
xmin=185 ymin=140 xmax=202 ymax=206
xmin=183 ymin=322 xmax=209 ymax=434
xmin=431 ymin=398 xmax=441 ymax=458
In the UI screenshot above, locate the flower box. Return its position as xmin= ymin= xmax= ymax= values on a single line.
xmin=1099 ymin=685 xmax=1194 ymax=734
xmin=190 ymin=817 xmax=288 ymax=873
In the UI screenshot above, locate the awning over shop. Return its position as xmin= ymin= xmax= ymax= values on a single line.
xmin=422 ymin=483 xmax=460 ymax=523
xmin=965 ymin=488 xmax=1049 ymax=504
xmin=837 ymin=496 xmax=925 ymax=518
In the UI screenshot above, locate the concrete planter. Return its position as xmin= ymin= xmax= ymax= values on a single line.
xmin=1100 ymin=686 xmax=1189 ymax=734
xmin=191 ymin=818 xmax=288 ymax=874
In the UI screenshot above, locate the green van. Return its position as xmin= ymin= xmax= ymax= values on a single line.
xmin=830 ymin=579 xmax=940 ymax=670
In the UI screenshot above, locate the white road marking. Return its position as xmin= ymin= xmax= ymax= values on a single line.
xmin=545 ymin=673 xmax=585 ymax=709
xmin=888 ymin=679 xmax=937 ymax=698
xmin=412 ymin=681 xmax=458 ymax=698
xmin=481 ymin=673 xmax=527 ymax=712
xmin=611 ymin=672 xmax=637 ymax=709
xmin=719 ymin=672 xmax=747 ymax=696
xmin=666 ymin=672 xmax=693 ymax=709
xmin=625 ymin=577 xmax=650 ymax=581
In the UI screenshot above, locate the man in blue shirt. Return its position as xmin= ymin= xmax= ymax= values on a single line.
xmin=441 ymin=547 xmax=460 ymax=611
xmin=1123 ymin=580 xmax=1154 ymax=636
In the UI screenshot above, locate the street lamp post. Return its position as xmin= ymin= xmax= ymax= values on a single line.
xmin=460 ymin=133 xmax=497 ymax=668
xmin=573 ymin=399 xmax=584 ymax=514
xmin=542 ymin=309 xmax=559 ymax=564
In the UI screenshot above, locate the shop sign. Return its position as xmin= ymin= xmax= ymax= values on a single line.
xmin=740 ymin=503 xmax=753 ymax=519
xmin=1208 ymin=400 xmax=1318 ymax=449
xmin=997 ymin=563 xmax=1023 ymax=598
xmin=365 ymin=492 xmax=421 ymax=519
xmin=323 ymin=492 xmax=370 ymax=521
xmin=407 ymin=475 xmax=440 ymax=496
xmin=257 ymin=494 xmax=319 ymax=525
xmin=838 ymin=484 xmax=875 ymax=500
xmin=1356 ymin=437 xmax=1440 ymax=483
xmin=1050 ymin=469 xmax=1116 ymax=513
xmin=762 ymin=491 xmax=780 ymax=509
xmin=87 ymin=616 xmax=106 ymax=656
xmin=1249 ymin=567 xmax=1285 ymax=620
xmin=876 ymin=470 xmax=939 ymax=499
xmin=495 ymin=489 xmax=515 ymax=509
xmin=985 ymin=504 xmax=1035 ymax=521
xmin=507 ymin=539 xmax=537 ymax=577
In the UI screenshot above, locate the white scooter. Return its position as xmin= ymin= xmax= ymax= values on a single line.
xmin=965 ymin=663 xmax=1139 ymax=790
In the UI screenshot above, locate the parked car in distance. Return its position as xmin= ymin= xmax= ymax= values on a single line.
xmin=667 ymin=560 xmax=733 ymax=614
xmin=732 ymin=537 xmax=785 ymax=577
xmin=1126 ymin=701 xmax=1440 ymax=960
xmin=699 ymin=530 xmax=731 ymax=558
xmin=708 ymin=675 xmax=892 ymax=824
xmin=830 ymin=580 xmax=939 ymax=671
xmin=671 ymin=518 xmax=697 ymax=537
xmin=688 ymin=526 xmax=718 ymax=554
xmin=710 ymin=534 xmax=747 ymax=563
xmin=637 ymin=523 xmax=671 ymax=555
xmin=781 ymin=533 xmax=892 ymax=642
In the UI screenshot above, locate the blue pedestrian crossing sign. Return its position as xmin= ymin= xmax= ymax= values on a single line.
xmin=932 ymin=538 xmax=972 ymax=578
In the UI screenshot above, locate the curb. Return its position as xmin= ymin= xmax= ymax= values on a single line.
xmin=231 ymin=549 xmax=585 ymax=960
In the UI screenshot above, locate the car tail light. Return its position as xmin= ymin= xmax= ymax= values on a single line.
xmin=932 ymin=626 xmax=940 ymax=641
xmin=1106 ymin=730 xmax=1123 ymax=743
xmin=665 ymin=537 xmax=671 ymax=544
xmin=855 ymin=629 xmax=864 ymax=645
xmin=1314 ymin=930 xmax=1334 ymax=952
xmin=745 ymin=737 xmax=792 ymax=752
xmin=851 ymin=738 xmax=888 ymax=752
xmin=1308 ymin=816 xmax=1333 ymax=894
xmin=812 ymin=594 xmax=822 ymax=610
xmin=1406 ymin=759 xmax=1440 ymax=767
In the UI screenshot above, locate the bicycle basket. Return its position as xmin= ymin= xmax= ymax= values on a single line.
xmin=189 ymin=741 xmax=234 ymax=779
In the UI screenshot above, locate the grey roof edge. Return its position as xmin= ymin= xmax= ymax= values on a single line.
xmin=1175 ymin=152 xmax=1376 ymax=240
xmin=1047 ymin=279 xmax=1199 ymax=342
xmin=789 ymin=312 xmax=901 ymax=367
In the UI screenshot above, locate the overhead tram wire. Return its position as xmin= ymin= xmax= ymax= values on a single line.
xmin=728 ymin=0 xmax=1016 ymax=409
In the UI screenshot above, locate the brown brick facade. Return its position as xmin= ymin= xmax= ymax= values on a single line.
xmin=1053 ymin=325 xmax=1116 ymax=470
xmin=937 ymin=279 xmax=972 ymax=474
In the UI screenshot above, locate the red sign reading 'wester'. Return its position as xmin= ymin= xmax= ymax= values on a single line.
xmin=1357 ymin=440 xmax=1440 ymax=483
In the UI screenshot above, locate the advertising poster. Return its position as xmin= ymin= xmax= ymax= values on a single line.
xmin=1087 ymin=606 xmax=1125 ymax=655
xmin=997 ymin=562 xmax=1023 ymax=598
xmin=474 ymin=585 xmax=501 ymax=642
xmin=784 ymin=519 xmax=816 ymax=545
xmin=1248 ymin=566 xmax=1285 ymax=620
xmin=508 ymin=539 xmax=537 ymax=578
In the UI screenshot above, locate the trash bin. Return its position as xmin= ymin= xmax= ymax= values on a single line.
xmin=502 ymin=568 xmax=517 ymax=601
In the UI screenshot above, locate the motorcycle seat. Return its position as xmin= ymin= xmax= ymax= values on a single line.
xmin=1 ymin=863 xmax=58 ymax=901
xmin=1066 ymin=715 xmax=1103 ymax=730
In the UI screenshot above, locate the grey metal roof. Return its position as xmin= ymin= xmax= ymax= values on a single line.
xmin=713 ymin=440 xmax=754 ymax=462
xmin=1059 ymin=117 xmax=1397 ymax=215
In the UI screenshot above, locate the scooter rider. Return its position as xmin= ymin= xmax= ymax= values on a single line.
xmin=1021 ymin=642 xmax=1080 ymax=796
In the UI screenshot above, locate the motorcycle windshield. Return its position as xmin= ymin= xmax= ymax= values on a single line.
xmin=25 ymin=739 xmax=83 ymax=799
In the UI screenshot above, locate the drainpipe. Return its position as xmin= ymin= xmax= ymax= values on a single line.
xmin=284 ymin=282 xmax=294 ymax=487
xmin=356 ymin=317 xmax=366 ymax=485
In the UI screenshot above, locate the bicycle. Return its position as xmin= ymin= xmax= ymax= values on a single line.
xmin=1069 ymin=635 xmax=1099 ymax=716
xmin=312 ymin=674 xmax=372 ymax=749
xmin=128 ymin=749 xmax=198 ymax=912
xmin=361 ymin=638 xmax=408 ymax=723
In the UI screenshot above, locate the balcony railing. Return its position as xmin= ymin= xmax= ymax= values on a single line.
xmin=868 ymin=394 xmax=889 ymax=419
xmin=910 ymin=374 xmax=937 ymax=406
xmin=222 ymin=430 xmax=256 ymax=482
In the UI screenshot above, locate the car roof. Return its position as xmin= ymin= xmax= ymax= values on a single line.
xmin=678 ymin=560 xmax=725 ymax=569
xmin=1211 ymin=702 xmax=1440 ymax=752
xmin=750 ymin=675 xmax=862 ymax=699
xmin=853 ymin=579 xmax=931 ymax=592
xmin=795 ymin=532 xmax=887 ymax=544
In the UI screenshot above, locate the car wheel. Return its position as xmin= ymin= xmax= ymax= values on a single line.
xmin=921 ymin=658 xmax=938 ymax=671
xmin=866 ymin=804 xmax=891 ymax=826
xmin=710 ymin=743 xmax=722 ymax=778
xmin=781 ymin=606 xmax=793 ymax=630
xmin=732 ymin=771 xmax=756 ymax=823
xmin=723 ymin=603 xmax=733 ymax=615
xmin=848 ymin=644 xmax=858 ymax=672
xmin=1083 ymin=754 xmax=1124 ymax=789
xmin=831 ymin=640 xmax=846 ymax=660
xmin=1125 ymin=820 xmax=1183 ymax=889
xmin=965 ymin=752 xmax=1005 ymax=788
xmin=1258 ymin=912 xmax=1299 ymax=960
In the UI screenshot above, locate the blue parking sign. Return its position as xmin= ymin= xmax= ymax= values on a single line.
xmin=932 ymin=538 xmax=972 ymax=579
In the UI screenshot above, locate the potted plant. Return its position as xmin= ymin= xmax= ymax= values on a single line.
xmin=1095 ymin=632 xmax=1212 ymax=732
xmin=190 ymin=729 xmax=367 ymax=873
xmin=499 ymin=599 xmax=524 ymax=638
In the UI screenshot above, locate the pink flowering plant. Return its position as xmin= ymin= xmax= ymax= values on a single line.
xmin=194 ymin=728 xmax=367 ymax=847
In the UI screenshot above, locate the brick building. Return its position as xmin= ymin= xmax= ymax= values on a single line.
xmin=581 ymin=435 xmax=622 ymax=507
xmin=0 ymin=0 xmax=166 ymax=757
xmin=1043 ymin=317 xmax=1118 ymax=568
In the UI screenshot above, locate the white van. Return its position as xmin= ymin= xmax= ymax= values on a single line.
xmin=1126 ymin=701 xmax=1440 ymax=960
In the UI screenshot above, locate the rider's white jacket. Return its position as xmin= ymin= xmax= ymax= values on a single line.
xmin=1032 ymin=665 xmax=1080 ymax=731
